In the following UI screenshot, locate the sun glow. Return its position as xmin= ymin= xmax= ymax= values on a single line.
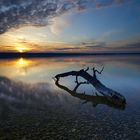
xmin=17 ymin=46 xmax=29 ymax=53
xmin=15 ymin=43 xmax=31 ymax=53
xmin=18 ymin=48 xmax=24 ymax=53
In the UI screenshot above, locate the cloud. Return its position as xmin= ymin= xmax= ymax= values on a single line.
xmin=96 ymin=0 xmax=126 ymax=9
xmin=109 ymin=41 xmax=140 ymax=52
xmin=85 ymin=43 xmax=105 ymax=48
xmin=54 ymin=47 xmax=81 ymax=51
xmin=0 ymin=0 xmax=127 ymax=34
xmin=78 ymin=35 xmax=140 ymax=53
xmin=49 ymin=16 xmax=69 ymax=35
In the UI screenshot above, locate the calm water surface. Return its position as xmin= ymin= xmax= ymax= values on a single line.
xmin=0 ymin=55 xmax=140 ymax=139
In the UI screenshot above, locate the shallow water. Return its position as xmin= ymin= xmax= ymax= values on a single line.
xmin=0 ymin=55 xmax=140 ymax=139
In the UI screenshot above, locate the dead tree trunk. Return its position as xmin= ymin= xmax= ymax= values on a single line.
xmin=55 ymin=67 xmax=126 ymax=103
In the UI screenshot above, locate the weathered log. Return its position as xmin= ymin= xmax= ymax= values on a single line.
xmin=55 ymin=67 xmax=126 ymax=104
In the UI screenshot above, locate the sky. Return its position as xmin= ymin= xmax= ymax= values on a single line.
xmin=0 ymin=0 xmax=140 ymax=53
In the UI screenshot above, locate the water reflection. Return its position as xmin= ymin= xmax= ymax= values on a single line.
xmin=0 ymin=55 xmax=140 ymax=108
xmin=0 ymin=76 xmax=68 ymax=117
xmin=0 ymin=55 xmax=140 ymax=139
xmin=0 ymin=55 xmax=140 ymax=82
xmin=15 ymin=58 xmax=31 ymax=75
xmin=16 ymin=58 xmax=31 ymax=67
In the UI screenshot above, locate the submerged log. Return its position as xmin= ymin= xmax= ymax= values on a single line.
xmin=55 ymin=67 xmax=126 ymax=104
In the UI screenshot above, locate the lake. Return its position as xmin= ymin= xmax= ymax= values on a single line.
xmin=0 ymin=55 xmax=140 ymax=139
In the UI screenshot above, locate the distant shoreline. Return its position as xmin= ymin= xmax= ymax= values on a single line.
xmin=0 ymin=52 xmax=140 ymax=58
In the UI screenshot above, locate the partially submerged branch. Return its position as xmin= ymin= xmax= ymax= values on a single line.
xmin=54 ymin=77 xmax=126 ymax=110
xmin=55 ymin=67 xmax=126 ymax=105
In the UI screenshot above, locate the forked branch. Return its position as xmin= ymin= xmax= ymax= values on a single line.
xmin=55 ymin=67 xmax=126 ymax=104
xmin=92 ymin=66 xmax=104 ymax=77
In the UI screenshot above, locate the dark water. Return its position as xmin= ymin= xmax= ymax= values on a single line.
xmin=0 ymin=55 xmax=140 ymax=139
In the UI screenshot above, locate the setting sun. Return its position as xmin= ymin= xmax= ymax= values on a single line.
xmin=16 ymin=44 xmax=31 ymax=53
xmin=18 ymin=48 xmax=24 ymax=53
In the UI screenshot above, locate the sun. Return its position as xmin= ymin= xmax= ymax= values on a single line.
xmin=16 ymin=44 xmax=30 ymax=53
xmin=18 ymin=47 xmax=25 ymax=53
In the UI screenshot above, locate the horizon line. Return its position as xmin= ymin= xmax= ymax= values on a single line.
xmin=0 ymin=52 xmax=140 ymax=58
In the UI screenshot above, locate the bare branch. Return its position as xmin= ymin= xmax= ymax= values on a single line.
xmin=92 ymin=67 xmax=95 ymax=77
xmin=95 ymin=66 xmax=104 ymax=74
xmin=84 ymin=67 xmax=89 ymax=72
xmin=73 ymin=81 xmax=87 ymax=92
xmin=75 ymin=75 xmax=78 ymax=84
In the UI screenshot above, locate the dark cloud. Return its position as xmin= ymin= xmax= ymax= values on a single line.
xmin=112 ymin=42 xmax=140 ymax=52
xmin=96 ymin=0 xmax=127 ymax=8
xmin=81 ymin=37 xmax=140 ymax=52
xmin=85 ymin=43 xmax=105 ymax=48
xmin=96 ymin=0 xmax=114 ymax=8
xmin=54 ymin=47 xmax=81 ymax=51
xmin=0 ymin=0 xmax=128 ymax=34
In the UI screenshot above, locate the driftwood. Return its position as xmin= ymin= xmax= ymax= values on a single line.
xmin=55 ymin=67 xmax=126 ymax=109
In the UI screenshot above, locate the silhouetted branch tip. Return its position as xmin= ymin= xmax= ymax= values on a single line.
xmin=84 ymin=67 xmax=89 ymax=72
xmin=92 ymin=66 xmax=104 ymax=76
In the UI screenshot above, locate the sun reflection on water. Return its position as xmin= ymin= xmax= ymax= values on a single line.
xmin=14 ymin=58 xmax=32 ymax=76
xmin=16 ymin=58 xmax=31 ymax=67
